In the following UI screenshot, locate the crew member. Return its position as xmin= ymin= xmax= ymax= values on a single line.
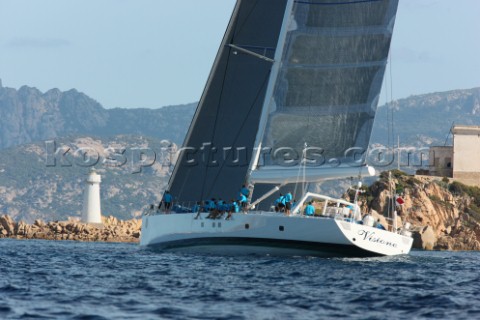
xmin=304 ymin=202 xmax=315 ymax=216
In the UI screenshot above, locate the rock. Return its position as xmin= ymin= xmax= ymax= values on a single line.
xmin=34 ymin=232 xmax=48 ymax=240
xmin=34 ymin=219 xmax=46 ymax=228
xmin=0 ymin=215 xmax=16 ymax=235
xmin=16 ymin=221 xmax=29 ymax=236
xmin=435 ymin=236 xmax=454 ymax=250
xmin=0 ymin=216 xmax=141 ymax=243
xmin=445 ymin=226 xmax=452 ymax=235
xmin=414 ymin=226 xmax=437 ymax=250
xmin=74 ymin=224 xmax=84 ymax=233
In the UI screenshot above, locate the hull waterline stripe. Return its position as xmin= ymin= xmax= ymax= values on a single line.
xmin=147 ymin=237 xmax=381 ymax=257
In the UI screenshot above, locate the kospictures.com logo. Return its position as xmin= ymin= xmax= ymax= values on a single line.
xmin=45 ymin=140 xmax=431 ymax=174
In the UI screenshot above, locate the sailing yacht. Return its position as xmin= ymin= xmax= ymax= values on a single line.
xmin=141 ymin=0 xmax=413 ymax=256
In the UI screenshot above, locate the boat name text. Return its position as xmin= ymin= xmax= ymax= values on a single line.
xmin=358 ymin=230 xmax=398 ymax=248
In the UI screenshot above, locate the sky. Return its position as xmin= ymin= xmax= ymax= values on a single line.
xmin=0 ymin=0 xmax=479 ymax=109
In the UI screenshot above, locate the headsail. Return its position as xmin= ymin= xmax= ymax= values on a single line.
xmin=167 ymin=0 xmax=289 ymax=203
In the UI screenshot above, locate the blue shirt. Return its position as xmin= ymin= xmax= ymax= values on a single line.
xmin=376 ymin=223 xmax=386 ymax=230
xmin=202 ymin=201 xmax=210 ymax=212
xmin=241 ymin=187 xmax=250 ymax=197
xmin=223 ymin=203 xmax=232 ymax=212
xmin=238 ymin=194 xmax=247 ymax=203
xmin=304 ymin=205 xmax=315 ymax=216
xmin=164 ymin=193 xmax=172 ymax=203
xmin=209 ymin=201 xmax=216 ymax=210
xmin=275 ymin=196 xmax=285 ymax=205
xmin=232 ymin=201 xmax=240 ymax=213
xmin=284 ymin=192 xmax=293 ymax=203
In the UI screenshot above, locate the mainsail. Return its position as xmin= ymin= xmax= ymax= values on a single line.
xmin=250 ymin=0 xmax=399 ymax=184
xmin=167 ymin=0 xmax=399 ymax=204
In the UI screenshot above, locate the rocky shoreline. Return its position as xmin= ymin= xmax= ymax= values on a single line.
xmin=365 ymin=171 xmax=480 ymax=251
xmin=0 ymin=215 xmax=141 ymax=243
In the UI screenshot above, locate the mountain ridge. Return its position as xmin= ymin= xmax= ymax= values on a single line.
xmin=372 ymin=87 xmax=480 ymax=147
xmin=0 ymin=82 xmax=196 ymax=149
xmin=2 ymin=81 xmax=480 ymax=151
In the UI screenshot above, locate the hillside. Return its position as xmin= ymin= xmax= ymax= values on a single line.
xmin=0 ymin=81 xmax=196 ymax=149
xmin=371 ymin=87 xmax=480 ymax=147
xmin=0 ymin=136 xmax=174 ymax=222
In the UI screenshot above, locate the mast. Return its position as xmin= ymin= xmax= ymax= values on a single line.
xmin=397 ymin=135 xmax=400 ymax=171
xmin=246 ymin=0 xmax=296 ymax=190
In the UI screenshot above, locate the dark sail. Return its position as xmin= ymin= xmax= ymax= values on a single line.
xmin=167 ymin=0 xmax=289 ymax=203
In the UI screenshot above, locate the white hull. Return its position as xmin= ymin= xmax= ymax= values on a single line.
xmin=141 ymin=212 xmax=413 ymax=257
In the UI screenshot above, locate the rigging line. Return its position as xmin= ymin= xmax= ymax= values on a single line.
xmin=444 ymin=121 xmax=455 ymax=146
xmin=233 ymin=0 xmax=260 ymax=41
xmin=295 ymin=0 xmax=383 ymax=5
xmin=199 ymin=46 xmax=234 ymax=200
xmin=176 ymin=167 xmax=191 ymax=203
xmin=294 ymin=91 xmax=313 ymax=198
xmin=389 ymin=46 xmax=396 ymax=154
xmin=293 ymin=143 xmax=308 ymax=199
xmin=382 ymin=51 xmax=389 ymax=148
xmin=387 ymin=172 xmax=392 ymax=218
xmin=387 ymin=50 xmax=394 ymax=151
xmin=293 ymin=147 xmax=303 ymax=200
xmin=205 ymin=70 xmax=272 ymax=197
xmin=293 ymin=88 xmax=314 ymax=199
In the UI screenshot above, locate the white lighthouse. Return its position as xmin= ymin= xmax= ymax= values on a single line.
xmin=82 ymin=168 xmax=102 ymax=224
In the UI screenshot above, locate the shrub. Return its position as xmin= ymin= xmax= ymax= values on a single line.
xmin=450 ymin=182 xmax=480 ymax=206
xmin=448 ymin=181 xmax=464 ymax=195
xmin=468 ymin=204 xmax=480 ymax=223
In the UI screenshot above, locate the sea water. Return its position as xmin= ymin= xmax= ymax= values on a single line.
xmin=0 ymin=239 xmax=479 ymax=320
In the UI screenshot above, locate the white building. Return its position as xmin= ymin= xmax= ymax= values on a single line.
xmin=452 ymin=125 xmax=480 ymax=187
xmin=82 ymin=168 xmax=102 ymax=224
xmin=429 ymin=125 xmax=480 ymax=187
